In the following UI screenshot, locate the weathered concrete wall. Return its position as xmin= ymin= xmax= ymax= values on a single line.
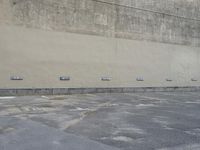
xmin=0 ymin=0 xmax=200 ymax=89
xmin=1 ymin=0 xmax=200 ymax=46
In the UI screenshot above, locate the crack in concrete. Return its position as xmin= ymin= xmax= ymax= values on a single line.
xmin=61 ymin=101 xmax=114 ymax=130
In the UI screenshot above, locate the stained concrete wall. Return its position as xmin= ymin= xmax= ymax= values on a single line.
xmin=1 ymin=0 xmax=200 ymax=46
xmin=0 ymin=0 xmax=200 ymax=88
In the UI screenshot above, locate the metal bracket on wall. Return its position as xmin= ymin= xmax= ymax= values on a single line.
xmin=60 ymin=76 xmax=70 ymax=81
xmin=136 ymin=77 xmax=144 ymax=81
xmin=101 ymin=77 xmax=112 ymax=81
xmin=191 ymin=78 xmax=198 ymax=82
xmin=10 ymin=76 xmax=23 ymax=80
xmin=166 ymin=78 xmax=173 ymax=82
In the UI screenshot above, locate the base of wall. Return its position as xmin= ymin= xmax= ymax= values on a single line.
xmin=0 ymin=86 xmax=200 ymax=96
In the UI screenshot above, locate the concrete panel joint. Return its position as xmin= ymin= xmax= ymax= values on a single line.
xmin=0 ymin=87 xmax=200 ymax=96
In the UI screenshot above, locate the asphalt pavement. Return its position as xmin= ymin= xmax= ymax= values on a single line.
xmin=0 ymin=92 xmax=200 ymax=150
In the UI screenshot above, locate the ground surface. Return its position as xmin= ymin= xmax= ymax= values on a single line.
xmin=0 ymin=92 xmax=200 ymax=150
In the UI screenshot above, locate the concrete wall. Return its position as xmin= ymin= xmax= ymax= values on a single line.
xmin=1 ymin=0 xmax=200 ymax=46
xmin=0 ymin=0 xmax=200 ymax=88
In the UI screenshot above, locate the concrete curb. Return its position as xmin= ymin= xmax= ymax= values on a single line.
xmin=0 ymin=86 xmax=200 ymax=96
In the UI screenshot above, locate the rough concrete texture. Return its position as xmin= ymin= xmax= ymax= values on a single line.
xmin=0 ymin=0 xmax=200 ymax=88
xmin=0 ymin=87 xmax=200 ymax=96
xmin=1 ymin=0 xmax=200 ymax=46
xmin=0 ymin=92 xmax=200 ymax=149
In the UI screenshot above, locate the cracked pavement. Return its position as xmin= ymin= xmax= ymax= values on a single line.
xmin=0 ymin=92 xmax=200 ymax=150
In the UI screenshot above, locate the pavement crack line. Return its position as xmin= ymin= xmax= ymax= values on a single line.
xmin=61 ymin=101 xmax=114 ymax=130
xmin=127 ymin=93 xmax=169 ymax=101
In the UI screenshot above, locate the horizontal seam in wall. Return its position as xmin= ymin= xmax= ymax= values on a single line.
xmin=92 ymin=0 xmax=200 ymax=22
